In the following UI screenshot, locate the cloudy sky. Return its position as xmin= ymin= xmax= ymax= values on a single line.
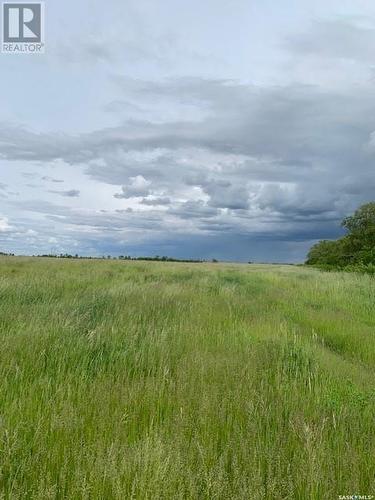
xmin=1 ymin=0 xmax=375 ymax=261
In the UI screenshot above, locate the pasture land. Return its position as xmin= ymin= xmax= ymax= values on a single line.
xmin=0 ymin=257 xmax=374 ymax=499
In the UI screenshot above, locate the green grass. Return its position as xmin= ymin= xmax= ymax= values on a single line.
xmin=0 ymin=257 xmax=374 ymax=499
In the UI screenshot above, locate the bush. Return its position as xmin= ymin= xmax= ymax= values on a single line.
xmin=343 ymin=263 xmax=375 ymax=275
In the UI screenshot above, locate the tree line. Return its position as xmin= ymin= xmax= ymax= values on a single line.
xmin=35 ymin=254 xmax=210 ymax=263
xmin=306 ymin=202 xmax=375 ymax=274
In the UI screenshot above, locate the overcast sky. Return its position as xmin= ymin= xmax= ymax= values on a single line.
xmin=1 ymin=0 xmax=375 ymax=261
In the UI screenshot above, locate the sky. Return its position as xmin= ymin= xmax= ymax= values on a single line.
xmin=1 ymin=0 xmax=375 ymax=262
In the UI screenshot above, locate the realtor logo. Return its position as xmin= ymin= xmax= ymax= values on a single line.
xmin=2 ymin=2 xmax=44 ymax=53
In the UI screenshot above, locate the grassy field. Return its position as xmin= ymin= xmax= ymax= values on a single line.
xmin=0 ymin=257 xmax=374 ymax=499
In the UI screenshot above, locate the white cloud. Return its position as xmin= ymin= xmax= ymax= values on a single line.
xmin=114 ymin=175 xmax=152 ymax=199
xmin=0 ymin=217 xmax=11 ymax=232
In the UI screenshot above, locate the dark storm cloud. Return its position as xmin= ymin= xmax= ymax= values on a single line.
xmin=1 ymin=74 xmax=374 ymax=258
xmin=2 ymin=78 xmax=374 ymax=171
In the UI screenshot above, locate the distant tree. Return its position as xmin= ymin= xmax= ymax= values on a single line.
xmin=306 ymin=201 xmax=375 ymax=270
xmin=306 ymin=239 xmax=345 ymax=266
xmin=341 ymin=202 xmax=375 ymax=264
xmin=342 ymin=202 xmax=375 ymax=236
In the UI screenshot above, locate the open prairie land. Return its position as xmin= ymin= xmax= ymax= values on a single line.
xmin=0 ymin=257 xmax=374 ymax=499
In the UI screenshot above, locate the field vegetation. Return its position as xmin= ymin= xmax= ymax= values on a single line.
xmin=0 ymin=257 xmax=374 ymax=498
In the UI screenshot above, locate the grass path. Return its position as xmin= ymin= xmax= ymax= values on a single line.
xmin=0 ymin=258 xmax=374 ymax=499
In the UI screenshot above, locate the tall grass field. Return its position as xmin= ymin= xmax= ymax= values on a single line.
xmin=0 ymin=257 xmax=374 ymax=499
